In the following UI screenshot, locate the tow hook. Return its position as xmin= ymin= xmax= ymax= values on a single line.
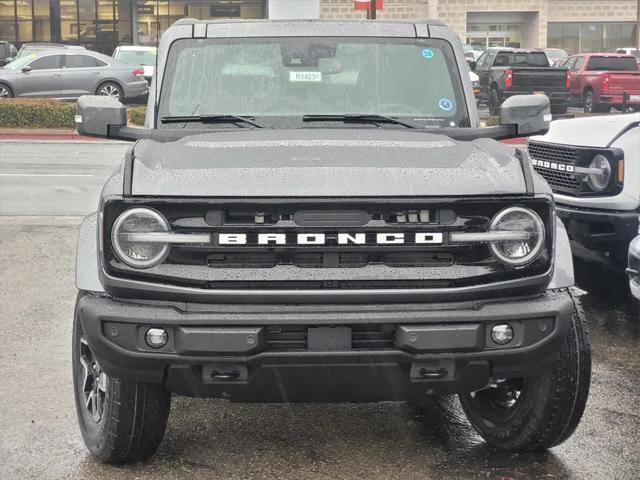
xmin=202 ymin=364 xmax=247 ymax=382
xmin=410 ymin=361 xmax=454 ymax=380
xmin=418 ymin=367 xmax=448 ymax=379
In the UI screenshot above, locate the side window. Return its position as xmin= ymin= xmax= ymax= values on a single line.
xmin=65 ymin=55 xmax=107 ymax=68
xmin=573 ymin=56 xmax=584 ymax=72
xmin=28 ymin=55 xmax=63 ymax=70
xmin=475 ymin=52 xmax=488 ymax=69
xmin=563 ymin=57 xmax=575 ymax=71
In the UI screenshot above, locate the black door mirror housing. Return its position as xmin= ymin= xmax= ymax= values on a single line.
xmin=499 ymin=95 xmax=551 ymax=137
xmin=75 ymin=95 xmax=127 ymax=138
xmin=21 ymin=65 xmax=31 ymax=73
xmin=468 ymin=60 xmax=477 ymax=71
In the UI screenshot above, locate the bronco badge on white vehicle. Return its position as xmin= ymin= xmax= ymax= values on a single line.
xmin=72 ymin=19 xmax=590 ymax=463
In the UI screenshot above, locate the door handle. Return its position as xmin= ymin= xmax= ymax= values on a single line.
xmin=52 ymin=73 xmax=62 ymax=77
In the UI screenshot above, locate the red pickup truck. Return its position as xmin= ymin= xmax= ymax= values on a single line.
xmin=562 ymin=53 xmax=640 ymax=113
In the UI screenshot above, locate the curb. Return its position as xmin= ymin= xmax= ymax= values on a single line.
xmin=0 ymin=130 xmax=102 ymax=141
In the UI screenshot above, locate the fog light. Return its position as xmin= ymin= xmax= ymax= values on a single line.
xmin=145 ymin=328 xmax=168 ymax=349
xmin=491 ymin=324 xmax=514 ymax=345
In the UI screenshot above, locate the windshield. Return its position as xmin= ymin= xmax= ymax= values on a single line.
xmin=116 ymin=49 xmax=157 ymax=66
xmin=587 ymin=56 xmax=639 ymax=71
xmin=3 ymin=53 xmax=38 ymax=70
xmin=159 ymin=37 xmax=468 ymax=128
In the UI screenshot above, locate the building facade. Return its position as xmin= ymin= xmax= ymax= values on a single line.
xmin=0 ymin=0 xmax=638 ymax=55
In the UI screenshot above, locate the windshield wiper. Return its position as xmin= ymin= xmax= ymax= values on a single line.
xmin=302 ymin=114 xmax=422 ymax=129
xmin=160 ymin=115 xmax=263 ymax=128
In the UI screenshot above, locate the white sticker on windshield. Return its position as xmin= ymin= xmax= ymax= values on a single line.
xmin=289 ymin=71 xmax=322 ymax=82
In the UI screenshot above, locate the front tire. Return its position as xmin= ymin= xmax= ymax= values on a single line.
xmin=459 ymin=290 xmax=591 ymax=451
xmin=73 ymin=295 xmax=171 ymax=463
xmin=0 ymin=83 xmax=14 ymax=98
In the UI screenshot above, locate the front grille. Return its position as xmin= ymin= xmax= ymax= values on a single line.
xmin=198 ymin=251 xmax=455 ymax=269
xmin=266 ymin=324 xmax=396 ymax=351
xmin=528 ymin=142 xmax=580 ymax=195
xmin=103 ymin=198 xmax=554 ymax=292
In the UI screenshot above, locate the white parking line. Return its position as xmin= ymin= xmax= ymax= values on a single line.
xmin=0 ymin=173 xmax=95 ymax=177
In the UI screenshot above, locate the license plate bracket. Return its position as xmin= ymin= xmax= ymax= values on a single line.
xmin=307 ymin=327 xmax=352 ymax=351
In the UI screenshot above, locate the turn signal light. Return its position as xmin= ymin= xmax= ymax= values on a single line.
xmin=565 ymin=70 xmax=572 ymax=89
xmin=505 ymin=69 xmax=513 ymax=88
xmin=617 ymin=159 xmax=624 ymax=183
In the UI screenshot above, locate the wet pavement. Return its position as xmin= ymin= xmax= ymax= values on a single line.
xmin=0 ymin=217 xmax=638 ymax=480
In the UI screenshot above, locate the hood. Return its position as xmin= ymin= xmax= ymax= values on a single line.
xmin=530 ymin=113 xmax=640 ymax=148
xmin=130 ymin=129 xmax=527 ymax=197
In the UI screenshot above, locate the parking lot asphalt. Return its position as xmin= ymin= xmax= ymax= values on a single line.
xmin=0 ymin=140 xmax=639 ymax=480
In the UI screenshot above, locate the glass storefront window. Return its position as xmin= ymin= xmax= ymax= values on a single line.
xmin=0 ymin=0 xmax=267 ymax=48
xmin=33 ymin=0 xmax=51 ymax=41
xmin=548 ymin=22 xmax=637 ymax=55
xmin=16 ymin=0 xmax=33 ymax=42
xmin=60 ymin=0 xmax=78 ymax=43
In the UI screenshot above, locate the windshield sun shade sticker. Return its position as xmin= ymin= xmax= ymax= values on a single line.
xmin=438 ymin=98 xmax=454 ymax=112
xmin=421 ymin=49 xmax=434 ymax=59
xmin=289 ymin=71 xmax=322 ymax=82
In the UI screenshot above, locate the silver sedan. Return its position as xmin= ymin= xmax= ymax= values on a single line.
xmin=0 ymin=48 xmax=148 ymax=101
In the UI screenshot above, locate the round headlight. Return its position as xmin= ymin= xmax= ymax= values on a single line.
xmin=111 ymin=208 xmax=170 ymax=268
xmin=586 ymin=154 xmax=611 ymax=192
xmin=489 ymin=207 xmax=545 ymax=266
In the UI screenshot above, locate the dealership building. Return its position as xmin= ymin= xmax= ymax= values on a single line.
xmin=1 ymin=0 xmax=638 ymax=55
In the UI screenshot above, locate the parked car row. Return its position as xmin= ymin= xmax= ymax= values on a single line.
xmin=468 ymin=47 xmax=640 ymax=115
xmin=0 ymin=43 xmax=156 ymax=101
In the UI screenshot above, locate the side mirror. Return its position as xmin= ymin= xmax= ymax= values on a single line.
xmin=75 ymin=95 xmax=127 ymax=138
xmin=499 ymin=95 xmax=551 ymax=137
xmin=21 ymin=65 xmax=31 ymax=73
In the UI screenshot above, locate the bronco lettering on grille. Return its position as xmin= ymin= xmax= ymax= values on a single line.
xmin=217 ymin=233 xmax=444 ymax=246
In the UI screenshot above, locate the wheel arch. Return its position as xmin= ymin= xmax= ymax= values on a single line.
xmin=548 ymin=217 xmax=574 ymax=289
xmin=0 ymin=81 xmax=14 ymax=96
xmin=76 ymin=212 xmax=105 ymax=293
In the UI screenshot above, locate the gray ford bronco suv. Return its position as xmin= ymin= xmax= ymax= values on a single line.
xmin=73 ymin=19 xmax=591 ymax=463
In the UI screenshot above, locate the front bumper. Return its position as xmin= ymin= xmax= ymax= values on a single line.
xmin=556 ymin=204 xmax=639 ymax=268
xmin=78 ymin=289 xmax=575 ymax=402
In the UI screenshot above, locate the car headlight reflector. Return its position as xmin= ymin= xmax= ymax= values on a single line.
xmin=489 ymin=207 xmax=545 ymax=266
xmin=586 ymin=154 xmax=611 ymax=192
xmin=111 ymin=208 xmax=170 ymax=268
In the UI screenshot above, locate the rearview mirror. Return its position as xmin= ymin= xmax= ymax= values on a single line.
xmin=75 ymin=95 xmax=127 ymax=138
xmin=21 ymin=65 xmax=31 ymax=73
xmin=499 ymin=95 xmax=551 ymax=137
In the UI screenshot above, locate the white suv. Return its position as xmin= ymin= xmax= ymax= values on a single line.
xmin=529 ymin=113 xmax=639 ymax=271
